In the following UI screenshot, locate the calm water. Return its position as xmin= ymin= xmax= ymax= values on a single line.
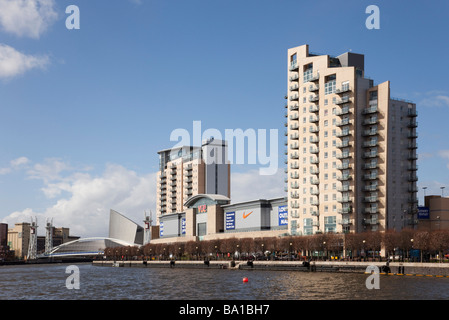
xmin=1 ymin=263 xmax=449 ymax=300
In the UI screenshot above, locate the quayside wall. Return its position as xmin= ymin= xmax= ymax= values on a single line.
xmin=92 ymin=260 xmax=449 ymax=277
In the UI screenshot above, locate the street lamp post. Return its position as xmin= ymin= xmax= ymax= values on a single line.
xmin=441 ymin=186 xmax=446 ymax=197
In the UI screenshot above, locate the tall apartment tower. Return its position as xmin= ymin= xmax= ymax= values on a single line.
xmin=156 ymin=138 xmax=230 ymax=224
xmin=285 ymin=44 xmax=418 ymax=235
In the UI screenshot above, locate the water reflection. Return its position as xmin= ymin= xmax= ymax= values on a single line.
xmin=1 ymin=264 xmax=449 ymax=300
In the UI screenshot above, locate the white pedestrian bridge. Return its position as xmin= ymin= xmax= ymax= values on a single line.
xmin=40 ymin=237 xmax=136 ymax=258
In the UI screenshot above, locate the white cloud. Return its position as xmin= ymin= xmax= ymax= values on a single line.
xmin=2 ymin=159 xmax=285 ymax=238
xmin=0 ymin=44 xmax=50 ymax=79
xmin=417 ymin=92 xmax=449 ymax=109
xmin=0 ymin=156 xmax=30 ymax=175
xmin=0 ymin=0 xmax=58 ymax=39
xmin=230 ymin=168 xmax=285 ymax=203
xmin=27 ymin=157 xmax=72 ymax=183
xmin=2 ymin=162 xmax=157 ymax=238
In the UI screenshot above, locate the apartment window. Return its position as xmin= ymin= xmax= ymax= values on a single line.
xmin=324 ymin=120 xmax=328 ymax=127
xmin=303 ymin=64 xmax=313 ymax=83
xmin=325 ymin=78 xmax=336 ymax=95
xmin=303 ymin=218 xmax=313 ymax=235
xmin=341 ymin=81 xmax=350 ymax=91
xmin=303 ymin=87 xmax=306 ymax=94
xmin=324 ymin=99 xmax=328 ymax=106
xmin=324 ymin=216 xmax=336 ymax=233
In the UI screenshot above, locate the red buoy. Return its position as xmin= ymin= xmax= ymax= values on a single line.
xmin=243 ymin=277 xmax=249 ymax=283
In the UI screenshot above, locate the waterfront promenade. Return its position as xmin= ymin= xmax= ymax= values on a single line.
xmin=92 ymin=259 xmax=449 ymax=278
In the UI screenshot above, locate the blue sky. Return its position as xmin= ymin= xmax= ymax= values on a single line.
xmin=0 ymin=0 xmax=448 ymax=237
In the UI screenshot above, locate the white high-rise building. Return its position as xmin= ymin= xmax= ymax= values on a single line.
xmin=285 ymin=44 xmax=418 ymax=235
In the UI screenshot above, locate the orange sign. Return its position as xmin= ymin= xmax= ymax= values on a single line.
xmin=243 ymin=211 xmax=253 ymax=219
xmin=198 ymin=205 xmax=207 ymax=213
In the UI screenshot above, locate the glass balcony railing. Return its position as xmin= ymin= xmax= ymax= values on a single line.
xmin=309 ymin=105 xmax=319 ymax=113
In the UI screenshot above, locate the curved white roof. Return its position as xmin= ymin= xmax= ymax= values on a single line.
xmin=184 ymin=193 xmax=231 ymax=207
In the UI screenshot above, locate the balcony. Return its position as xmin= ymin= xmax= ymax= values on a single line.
xmin=290 ymin=133 xmax=299 ymax=140
xmin=407 ymin=120 xmax=418 ymax=128
xmin=363 ymin=219 xmax=379 ymax=226
xmin=336 ymin=140 xmax=351 ymax=148
xmin=311 ymin=200 xmax=319 ymax=206
xmin=338 ymin=207 xmax=352 ymax=214
xmin=336 ymin=163 xmax=351 ymax=170
xmin=290 ymin=143 xmax=299 ymax=150
xmin=290 ymin=114 xmax=299 ymax=121
xmin=408 ymin=153 xmax=418 ymax=160
xmin=335 ymin=86 xmax=351 ymax=94
xmin=311 ymin=179 xmax=320 ymax=185
xmin=310 ymin=136 xmax=319 ymax=144
xmin=309 ymin=95 xmax=319 ymax=103
xmin=408 ymin=131 xmax=418 ymax=139
xmin=408 ymin=175 xmax=418 ymax=182
xmin=363 ymin=151 xmax=378 ymax=158
xmin=289 ymin=94 xmax=299 ymax=101
xmin=336 ymin=153 xmax=351 ymax=159
xmin=290 ymin=104 xmax=299 ymax=111
xmin=289 ymin=73 xmax=299 ymax=81
xmin=407 ymin=164 xmax=418 ymax=171
xmin=363 ymin=174 xmax=378 ymax=180
xmin=310 ymin=148 xmax=319 ymax=154
xmin=407 ymin=109 xmax=417 ymax=117
xmin=310 ymin=158 xmax=319 ymax=164
xmin=309 ymin=116 xmax=319 ymax=123
xmin=290 ymin=172 xmax=299 ymax=179
xmin=289 ymin=84 xmax=299 ymax=91
xmin=309 ymin=105 xmax=319 ymax=113
xmin=364 ymin=184 xmax=378 ymax=192
xmin=337 ymin=185 xmax=352 ymax=192
xmin=335 ymin=96 xmax=350 ymax=105
xmin=289 ymin=60 xmax=299 ymax=71
xmin=309 ymin=74 xmax=320 ymax=82
xmin=362 ymin=129 xmax=378 ymax=136
xmin=310 ymin=168 xmax=319 ymax=175
xmin=309 ymin=84 xmax=319 ymax=92
xmin=336 ymin=130 xmax=350 ymax=138
xmin=363 ymin=196 xmax=378 ymax=203
xmin=311 ymin=211 xmax=319 ymax=217
xmin=290 ymin=153 xmax=299 ymax=159
xmin=337 ymin=174 xmax=352 ymax=181
xmin=309 ymin=126 xmax=320 ymax=133
xmin=338 ymin=219 xmax=352 ymax=225
xmin=362 ymin=106 xmax=378 ymax=115
xmin=311 ymin=189 xmax=320 ymax=195
xmin=338 ymin=197 xmax=352 ymax=203
xmin=363 ymin=140 xmax=378 ymax=148
xmin=336 ymin=119 xmax=351 ymax=127
xmin=290 ymin=123 xmax=299 ymax=130
xmin=335 ymin=106 xmax=351 ymax=116
xmin=291 ymin=193 xmax=299 ymax=199
xmin=362 ymin=117 xmax=378 ymax=125
xmin=364 ymin=207 xmax=379 ymax=214
xmin=363 ymin=162 xmax=378 ymax=170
